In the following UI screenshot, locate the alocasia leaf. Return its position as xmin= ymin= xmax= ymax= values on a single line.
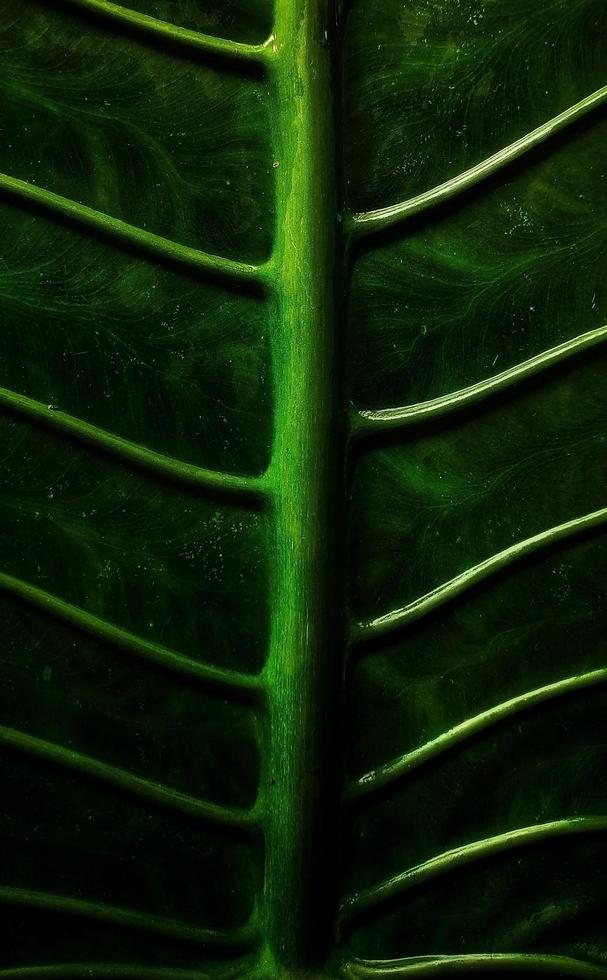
xmin=1 ymin=0 xmax=606 ymax=978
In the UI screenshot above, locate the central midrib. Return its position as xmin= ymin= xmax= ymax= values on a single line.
xmin=262 ymin=0 xmax=347 ymax=973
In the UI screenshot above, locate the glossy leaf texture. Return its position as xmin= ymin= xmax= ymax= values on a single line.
xmin=1 ymin=1 xmax=606 ymax=979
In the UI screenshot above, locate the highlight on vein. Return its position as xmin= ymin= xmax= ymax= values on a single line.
xmin=0 ymin=171 xmax=268 ymax=288
xmin=355 ymin=506 xmax=607 ymax=643
xmin=0 ymin=570 xmax=262 ymax=698
xmin=348 ymin=84 xmax=607 ymax=236
xmin=341 ymin=952 xmax=607 ymax=978
xmin=355 ymin=324 xmax=607 ymax=433
xmin=0 ymin=382 xmax=268 ymax=501
xmin=349 ymin=666 xmax=607 ymax=801
xmin=59 ymin=0 xmax=274 ymax=65
xmin=0 ymin=723 xmax=256 ymax=830
xmin=342 ymin=816 xmax=607 ymax=920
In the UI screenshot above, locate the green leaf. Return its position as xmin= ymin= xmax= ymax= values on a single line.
xmin=1 ymin=0 xmax=606 ymax=978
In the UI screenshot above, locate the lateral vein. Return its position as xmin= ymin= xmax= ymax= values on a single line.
xmin=0 ymin=967 xmax=228 ymax=980
xmin=0 ymin=886 xmax=258 ymax=949
xmin=341 ymin=952 xmax=607 ymax=978
xmin=354 ymin=325 xmax=607 ymax=433
xmin=0 ymin=382 xmax=268 ymax=502
xmin=0 ymin=723 xmax=256 ymax=830
xmin=348 ymin=667 xmax=607 ymax=800
xmin=57 ymin=0 xmax=273 ymax=65
xmin=0 ymin=172 xmax=268 ymax=289
xmin=354 ymin=507 xmax=607 ymax=644
xmin=348 ymin=85 xmax=607 ymax=237
xmin=341 ymin=817 xmax=607 ymax=920
xmin=0 ymin=571 xmax=262 ymax=699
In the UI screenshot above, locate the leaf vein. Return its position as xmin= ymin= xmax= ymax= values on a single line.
xmin=341 ymin=817 xmax=607 ymax=920
xmin=0 ymin=723 xmax=258 ymax=830
xmin=57 ymin=0 xmax=273 ymax=66
xmin=0 ymin=571 xmax=263 ymax=699
xmin=348 ymin=666 xmax=607 ymax=800
xmin=348 ymin=84 xmax=607 ymax=237
xmin=0 ymin=383 xmax=269 ymax=503
xmin=354 ymin=325 xmax=607 ymax=434
xmin=354 ymin=507 xmax=607 ymax=644
xmin=342 ymin=952 xmax=607 ymax=978
xmin=0 ymin=172 xmax=269 ymax=290
xmin=0 ymin=886 xmax=258 ymax=949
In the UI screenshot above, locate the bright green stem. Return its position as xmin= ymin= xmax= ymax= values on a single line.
xmin=262 ymin=0 xmax=344 ymax=972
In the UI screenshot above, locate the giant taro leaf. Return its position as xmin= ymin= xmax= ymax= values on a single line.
xmin=1 ymin=0 xmax=606 ymax=978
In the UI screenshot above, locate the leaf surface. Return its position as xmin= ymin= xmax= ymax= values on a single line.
xmin=1 ymin=0 xmax=606 ymax=977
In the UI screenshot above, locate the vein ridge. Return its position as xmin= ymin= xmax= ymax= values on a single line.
xmin=58 ymin=0 xmax=273 ymax=65
xmin=355 ymin=507 xmax=607 ymax=644
xmin=349 ymin=666 xmax=607 ymax=800
xmin=0 ymin=723 xmax=256 ymax=829
xmin=355 ymin=325 xmax=607 ymax=433
xmin=341 ymin=952 xmax=607 ymax=978
xmin=341 ymin=817 xmax=607 ymax=920
xmin=0 ymin=382 xmax=268 ymax=502
xmin=0 ymin=172 xmax=268 ymax=289
xmin=0 ymin=886 xmax=258 ymax=948
xmin=348 ymin=85 xmax=607 ymax=237
xmin=0 ymin=570 xmax=262 ymax=698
